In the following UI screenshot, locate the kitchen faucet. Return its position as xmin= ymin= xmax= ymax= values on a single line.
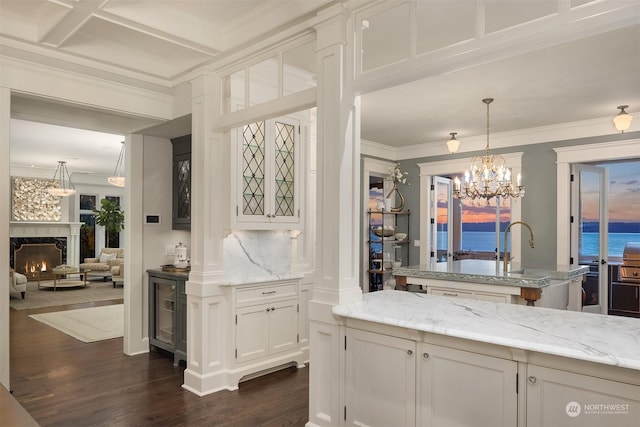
xmin=503 ymin=221 xmax=535 ymax=273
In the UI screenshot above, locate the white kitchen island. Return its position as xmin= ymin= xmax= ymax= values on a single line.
xmin=393 ymin=260 xmax=589 ymax=310
xmin=332 ymin=290 xmax=640 ymax=427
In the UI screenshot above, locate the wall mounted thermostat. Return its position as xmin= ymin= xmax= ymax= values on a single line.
xmin=145 ymin=214 xmax=161 ymax=224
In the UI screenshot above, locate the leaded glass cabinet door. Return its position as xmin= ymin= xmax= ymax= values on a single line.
xmin=235 ymin=116 xmax=300 ymax=228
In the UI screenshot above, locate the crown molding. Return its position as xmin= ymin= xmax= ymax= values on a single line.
xmin=371 ymin=114 xmax=640 ymax=161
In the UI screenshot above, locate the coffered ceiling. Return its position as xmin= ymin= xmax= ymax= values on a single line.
xmin=2 ymin=0 xmax=639 ymax=175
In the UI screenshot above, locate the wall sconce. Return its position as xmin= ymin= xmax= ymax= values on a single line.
xmin=613 ymin=105 xmax=633 ymax=133
xmin=446 ymin=132 xmax=460 ymax=153
xmin=47 ymin=161 xmax=76 ymax=197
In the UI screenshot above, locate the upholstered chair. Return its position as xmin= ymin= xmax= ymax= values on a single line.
xmin=78 ymin=248 xmax=124 ymax=281
xmin=10 ymin=269 xmax=27 ymax=299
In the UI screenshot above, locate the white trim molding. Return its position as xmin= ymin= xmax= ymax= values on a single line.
xmin=554 ymin=139 xmax=640 ymax=268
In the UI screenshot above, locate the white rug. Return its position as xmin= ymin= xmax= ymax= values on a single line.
xmin=29 ymin=304 xmax=124 ymax=343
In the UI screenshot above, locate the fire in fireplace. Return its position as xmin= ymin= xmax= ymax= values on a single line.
xmin=10 ymin=238 xmax=67 ymax=281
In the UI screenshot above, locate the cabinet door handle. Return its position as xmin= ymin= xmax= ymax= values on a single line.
xmin=407 ymin=349 xmax=413 ymax=356
xmin=171 ymin=285 xmax=176 ymax=290
xmin=262 ymin=290 xmax=276 ymax=295
xmin=528 ymin=376 xmax=537 ymax=385
xmin=422 ymin=352 xmax=430 ymax=360
xmin=443 ymin=292 xmax=458 ymax=297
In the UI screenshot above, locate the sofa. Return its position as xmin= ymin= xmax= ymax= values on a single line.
xmin=10 ymin=269 xmax=27 ymax=299
xmin=79 ymin=248 xmax=124 ymax=281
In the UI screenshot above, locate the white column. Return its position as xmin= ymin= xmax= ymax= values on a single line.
xmin=308 ymin=5 xmax=362 ymax=426
xmin=182 ymin=72 xmax=232 ymax=395
xmin=123 ymin=134 xmax=147 ymax=356
xmin=0 ymin=87 xmax=11 ymax=388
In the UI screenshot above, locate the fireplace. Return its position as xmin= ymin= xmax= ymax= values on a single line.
xmin=11 ymin=238 xmax=67 ymax=281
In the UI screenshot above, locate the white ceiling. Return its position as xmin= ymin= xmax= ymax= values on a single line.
xmin=2 ymin=0 xmax=639 ymax=175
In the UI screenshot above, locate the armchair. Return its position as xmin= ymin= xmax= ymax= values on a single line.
xmin=111 ymin=259 xmax=124 ymax=288
xmin=79 ymin=248 xmax=124 ymax=281
xmin=10 ymin=269 xmax=27 ymax=299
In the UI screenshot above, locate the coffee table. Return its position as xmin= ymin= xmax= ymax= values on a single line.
xmin=38 ymin=266 xmax=89 ymax=291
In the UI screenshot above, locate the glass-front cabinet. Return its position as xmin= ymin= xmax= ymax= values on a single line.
xmin=231 ymin=116 xmax=301 ymax=229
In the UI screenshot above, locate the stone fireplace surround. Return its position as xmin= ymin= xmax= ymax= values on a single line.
xmin=9 ymin=222 xmax=82 ymax=272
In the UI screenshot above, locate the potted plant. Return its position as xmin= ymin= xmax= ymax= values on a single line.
xmin=93 ymin=198 xmax=124 ymax=248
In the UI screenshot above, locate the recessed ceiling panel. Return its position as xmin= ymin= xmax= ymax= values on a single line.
xmin=60 ymin=17 xmax=211 ymax=79
xmin=485 ymin=1 xmax=558 ymax=34
xmin=0 ymin=0 xmax=70 ymax=41
xmin=416 ymin=1 xmax=477 ymax=55
xmin=361 ymin=2 xmax=411 ymax=72
xmin=99 ymin=0 xmax=260 ymax=50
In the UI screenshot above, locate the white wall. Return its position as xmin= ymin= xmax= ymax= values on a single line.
xmin=142 ymin=135 xmax=191 ymax=270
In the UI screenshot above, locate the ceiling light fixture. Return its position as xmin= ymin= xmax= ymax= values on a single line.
xmin=47 ymin=161 xmax=76 ymax=197
xmin=446 ymin=132 xmax=460 ymax=153
xmin=453 ymin=98 xmax=524 ymax=203
xmin=613 ymin=105 xmax=633 ymax=133
xmin=108 ymin=141 xmax=125 ymax=187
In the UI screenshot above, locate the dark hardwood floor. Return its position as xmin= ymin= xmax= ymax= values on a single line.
xmin=10 ymin=299 xmax=309 ymax=426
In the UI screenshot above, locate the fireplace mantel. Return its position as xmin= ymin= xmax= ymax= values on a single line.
xmin=10 ymin=222 xmax=82 ymax=267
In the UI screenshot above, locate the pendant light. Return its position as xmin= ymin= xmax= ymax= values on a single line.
xmin=613 ymin=105 xmax=633 ymax=133
xmin=108 ymin=141 xmax=125 ymax=187
xmin=446 ymin=132 xmax=460 ymax=153
xmin=47 ymin=161 xmax=76 ymax=197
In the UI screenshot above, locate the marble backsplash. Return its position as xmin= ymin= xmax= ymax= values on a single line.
xmin=223 ymin=230 xmax=292 ymax=284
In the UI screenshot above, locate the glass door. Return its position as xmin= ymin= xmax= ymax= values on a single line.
xmin=572 ymin=164 xmax=608 ymax=314
xmin=432 ymin=177 xmax=452 ymax=262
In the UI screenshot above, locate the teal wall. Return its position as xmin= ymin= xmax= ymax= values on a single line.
xmin=375 ymin=131 xmax=639 ymax=269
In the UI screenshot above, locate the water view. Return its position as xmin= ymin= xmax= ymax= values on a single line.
xmin=439 ymin=231 xmax=640 ymax=258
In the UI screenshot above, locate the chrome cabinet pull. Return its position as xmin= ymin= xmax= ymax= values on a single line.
xmin=422 ymin=352 xmax=430 ymax=359
xmin=407 ymin=349 xmax=413 ymax=356
xmin=528 ymin=376 xmax=537 ymax=385
xmin=262 ymin=290 xmax=276 ymax=295
xmin=443 ymin=292 xmax=458 ymax=297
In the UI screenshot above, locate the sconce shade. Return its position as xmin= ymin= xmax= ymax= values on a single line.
xmin=613 ymin=105 xmax=633 ymax=132
xmin=446 ymin=132 xmax=460 ymax=153
xmin=47 ymin=161 xmax=76 ymax=197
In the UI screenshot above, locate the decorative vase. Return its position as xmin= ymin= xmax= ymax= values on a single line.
xmin=386 ymin=181 xmax=406 ymax=212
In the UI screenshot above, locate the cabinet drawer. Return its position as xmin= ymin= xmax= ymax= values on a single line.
xmin=236 ymin=282 xmax=298 ymax=305
xmin=475 ymin=292 xmax=510 ymax=303
xmin=430 ymin=288 xmax=473 ymax=299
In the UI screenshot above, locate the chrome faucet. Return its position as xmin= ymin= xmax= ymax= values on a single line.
xmin=503 ymin=221 xmax=535 ymax=273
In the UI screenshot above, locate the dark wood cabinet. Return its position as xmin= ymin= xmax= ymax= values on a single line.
xmin=609 ymin=264 xmax=640 ymax=317
xmin=148 ymin=269 xmax=188 ymax=365
xmin=171 ymin=135 xmax=191 ymax=230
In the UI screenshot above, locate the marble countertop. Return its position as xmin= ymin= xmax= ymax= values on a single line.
xmin=219 ymin=274 xmax=303 ymax=286
xmin=333 ymin=290 xmax=640 ymax=370
xmin=393 ymin=260 xmax=589 ymax=288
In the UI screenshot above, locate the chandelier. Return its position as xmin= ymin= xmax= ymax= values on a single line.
xmin=453 ymin=98 xmax=524 ymax=203
xmin=47 ymin=161 xmax=76 ymax=197
xmin=108 ymin=141 xmax=125 ymax=187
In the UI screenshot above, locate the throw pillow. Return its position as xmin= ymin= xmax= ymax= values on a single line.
xmin=99 ymin=252 xmax=117 ymax=263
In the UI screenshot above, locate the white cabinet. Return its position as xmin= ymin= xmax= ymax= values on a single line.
xmin=231 ymin=116 xmax=301 ymax=229
xmin=345 ymin=328 xmax=416 ymax=427
xmin=234 ymin=281 xmax=299 ymax=364
xmin=526 ymin=364 xmax=640 ymax=427
xmin=417 ymin=343 xmax=518 ymax=427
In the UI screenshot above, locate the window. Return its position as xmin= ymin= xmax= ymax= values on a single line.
xmin=79 ymin=194 xmax=97 ymax=261
xmin=583 ymin=159 xmax=640 ymax=260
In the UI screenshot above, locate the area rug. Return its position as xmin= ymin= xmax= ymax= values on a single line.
xmin=10 ymin=280 xmax=123 ymax=310
xmin=29 ymin=304 xmax=124 ymax=343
